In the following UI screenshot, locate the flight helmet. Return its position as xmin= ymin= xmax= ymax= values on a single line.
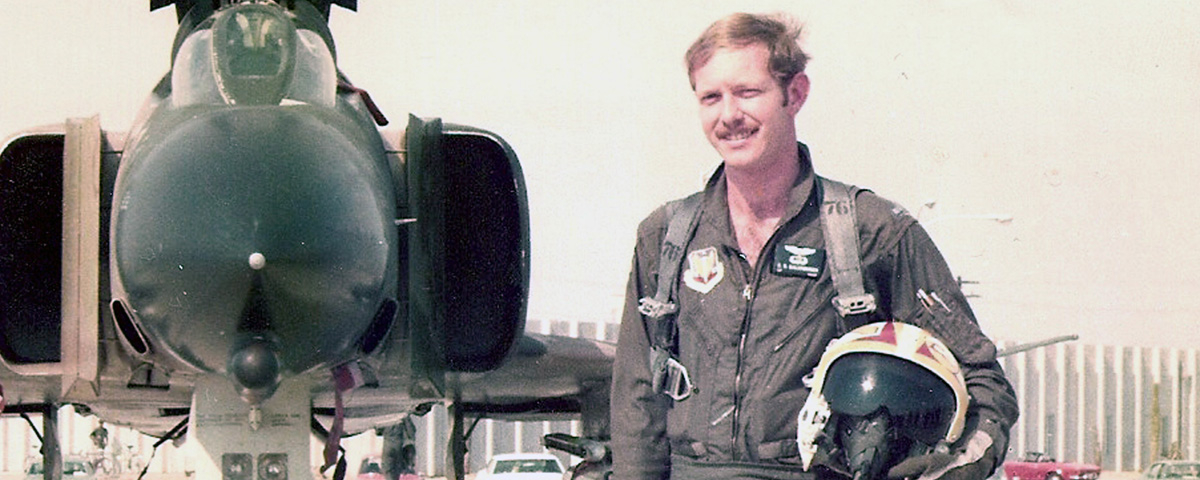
xmin=797 ymin=321 xmax=969 ymax=480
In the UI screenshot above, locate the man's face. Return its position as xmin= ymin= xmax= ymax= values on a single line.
xmin=692 ymin=44 xmax=808 ymax=173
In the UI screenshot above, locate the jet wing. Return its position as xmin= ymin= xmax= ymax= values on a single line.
xmin=455 ymin=332 xmax=616 ymax=418
xmin=317 ymin=331 xmax=616 ymax=439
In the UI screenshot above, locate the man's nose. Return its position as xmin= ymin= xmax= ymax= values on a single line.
xmin=720 ymin=97 xmax=744 ymax=124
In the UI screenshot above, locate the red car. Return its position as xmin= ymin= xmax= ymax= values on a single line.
xmin=1004 ymin=452 xmax=1101 ymax=480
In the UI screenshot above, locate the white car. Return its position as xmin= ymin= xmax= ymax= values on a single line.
xmin=1144 ymin=460 xmax=1200 ymax=480
xmin=480 ymin=453 xmax=565 ymax=480
xmin=24 ymin=457 xmax=96 ymax=479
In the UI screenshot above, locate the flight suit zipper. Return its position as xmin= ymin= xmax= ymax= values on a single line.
xmin=731 ymin=261 xmax=757 ymax=459
xmin=729 ymin=207 xmax=811 ymax=459
xmin=730 ymin=234 xmax=778 ymax=459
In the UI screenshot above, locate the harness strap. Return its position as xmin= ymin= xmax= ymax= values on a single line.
xmin=640 ymin=176 xmax=876 ymax=400
xmin=640 ymin=192 xmax=705 ymax=320
xmin=818 ymin=177 xmax=877 ymax=317
xmin=638 ymin=192 xmax=704 ymax=400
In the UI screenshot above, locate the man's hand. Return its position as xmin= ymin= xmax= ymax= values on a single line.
xmin=886 ymin=430 xmax=995 ymax=480
xmin=887 ymin=452 xmax=955 ymax=479
xmin=887 ymin=452 xmax=993 ymax=480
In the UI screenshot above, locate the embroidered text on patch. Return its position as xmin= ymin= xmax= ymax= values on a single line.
xmin=773 ymin=244 xmax=824 ymax=278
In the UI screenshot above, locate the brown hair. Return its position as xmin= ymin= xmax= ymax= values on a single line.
xmin=685 ymin=12 xmax=809 ymax=90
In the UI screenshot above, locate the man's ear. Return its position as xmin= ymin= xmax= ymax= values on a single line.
xmin=786 ymin=73 xmax=810 ymax=115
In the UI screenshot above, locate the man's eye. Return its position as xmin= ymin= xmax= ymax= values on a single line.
xmin=738 ymin=89 xmax=761 ymax=98
xmin=700 ymin=94 xmax=720 ymax=105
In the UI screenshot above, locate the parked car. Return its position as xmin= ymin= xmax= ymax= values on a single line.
xmin=356 ymin=454 xmax=421 ymax=480
xmin=1004 ymin=452 xmax=1101 ymax=480
xmin=1143 ymin=460 xmax=1200 ymax=480
xmin=542 ymin=433 xmax=611 ymax=480
xmin=478 ymin=453 xmax=565 ymax=480
xmin=24 ymin=456 xmax=97 ymax=479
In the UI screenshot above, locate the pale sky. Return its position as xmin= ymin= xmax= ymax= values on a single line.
xmin=2 ymin=1 xmax=1198 ymax=349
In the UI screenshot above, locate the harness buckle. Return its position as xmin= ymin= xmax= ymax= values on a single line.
xmin=832 ymin=294 xmax=877 ymax=317
xmin=638 ymin=297 xmax=678 ymax=318
xmin=662 ymin=357 xmax=695 ymax=401
xmin=650 ymin=347 xmax=695 ymax=401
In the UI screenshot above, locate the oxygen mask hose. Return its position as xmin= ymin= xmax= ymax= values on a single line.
xmin=839 ymin=410 xmax=893 ymax=480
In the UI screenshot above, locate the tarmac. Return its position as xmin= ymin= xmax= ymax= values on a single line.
xmin=0 ymin=471 xmax=1146 ymax=480
xmin=0 ymin=475 xmax=186 ymax=480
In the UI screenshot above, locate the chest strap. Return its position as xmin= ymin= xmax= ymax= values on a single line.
xmin=818 ymin=177 xmax=877 ymax=317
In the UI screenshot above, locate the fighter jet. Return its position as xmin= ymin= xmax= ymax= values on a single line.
xmin=0 ymin=2 xmax=614 ymax=479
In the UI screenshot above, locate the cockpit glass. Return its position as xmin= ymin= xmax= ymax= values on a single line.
xmin=288 ymin=29 xmax=336 ymax=107
xmin=171 ymin=4 xmax=336 ymax=108
xmin=172 ymin=28 xmax=222 ymax=107
xmin=221 ymin=10 xmax=291 ymax=77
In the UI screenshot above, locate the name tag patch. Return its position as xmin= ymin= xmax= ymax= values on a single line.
xmin=773 ymin=244 xmax=824 ymax=278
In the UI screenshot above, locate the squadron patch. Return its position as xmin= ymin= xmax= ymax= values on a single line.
xmin=772 ymin=244 xmax=824 ymax=278
xmin=683 ymin=247 xmax=724 ymax=294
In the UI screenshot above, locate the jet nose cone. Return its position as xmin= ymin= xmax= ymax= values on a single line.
xmin=111 ymin=106 xmax=399 ymax=378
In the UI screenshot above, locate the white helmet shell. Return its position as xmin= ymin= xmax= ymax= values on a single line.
xmin=797 ymin=321 xmax=969 ymax=470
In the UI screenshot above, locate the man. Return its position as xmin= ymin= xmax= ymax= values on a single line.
xmin=91 ymin=421 xmax=110 ymax=451
xmin=610 ymin=12 xmax=1018 ymax=480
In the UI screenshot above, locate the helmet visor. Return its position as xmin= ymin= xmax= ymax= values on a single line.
xmin=822 ymin=353 xmax=957 ymax=444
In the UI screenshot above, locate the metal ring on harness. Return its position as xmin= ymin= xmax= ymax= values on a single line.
xmin=661 ymin=357 xmax=695 ymax=401
xmin=650 ymin=346 xmax=696 ymax=401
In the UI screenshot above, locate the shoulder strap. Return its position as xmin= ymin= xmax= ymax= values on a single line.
xmin=638 ymin=191 xmax=704 ymax=336
xmin=818 ymin=177 xmax=877 ymax=317
xmin=638 ymin=191 xmax=704 ymax=401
